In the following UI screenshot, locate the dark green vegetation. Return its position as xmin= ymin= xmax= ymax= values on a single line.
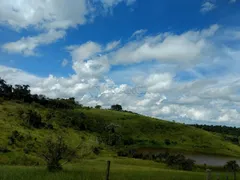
xmin=224 ymin=160 xmax=240 ymax=180
xmin=191 ymin=124 xmax=240 ymax=146
xmin=1 ymin=77 xmax=240 ymax=179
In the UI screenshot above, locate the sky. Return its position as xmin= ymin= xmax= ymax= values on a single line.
xmin=0 ymin=0 xmax=240 ymax=126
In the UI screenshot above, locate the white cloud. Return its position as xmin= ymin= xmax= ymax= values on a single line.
xmin=0 ymin=0 xmax=88 ymax=30
xmin=2 ymin=30 xmax=65 ymax=56
xmin=200 ymin=2 xmax=216 ymax=13
xmin=0 ymin=65 xmax=42 ymax=86
xmin=105 ymin=40 xmax=121 ymax=51
xmin=0 ymin=0 xmax=136 ymax=56
xmin=144 ymin=73 xmax=173 ymax=93
xmin=61 ymin=59 xmax=69 ymax=67
xmin=68 ymin=41 xmax=109 ymax=78
xmin=106 ymin=25 xmax=218 ymax=65
xmin=131 ymin=29 xmax=148 ymax=38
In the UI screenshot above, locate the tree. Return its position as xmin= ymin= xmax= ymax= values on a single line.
xmin=42 ymin=136 xmax=72 ymax=172
xmin=111 ymin=104 xmax=122 ymax=111
xmin=20 ymin=109 xmax=45 ymax=128
xmin=99 ymin=123 xmax=122 ymax=146
xmin=224 ymin=160 xmax=240 ymax=180
xmin=12 ymin=84 xmax=31 ymax=102
xmin=165 ymin=154 xmax=195 ymax=171
xmin=95 ymin=105 xmax=101 ymax=109
xmin=42 ymin=136 xmax=91 ymax=172
xmin=0 ymin=78 xmax=12 ymax=99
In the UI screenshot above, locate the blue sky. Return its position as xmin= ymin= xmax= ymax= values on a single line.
xmin=0 ymin=0 xmax=240 ymax=126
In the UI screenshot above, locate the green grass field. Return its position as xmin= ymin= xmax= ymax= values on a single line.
xmin=0 ymin=157 xmax=236 ymax=180
xmin=1 ymin=100 xmax=240 ymax=163
xmin=1 ymin=100 xmax=240 ymax=179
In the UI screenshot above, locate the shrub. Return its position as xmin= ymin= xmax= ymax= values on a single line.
xmin=20 ymin=109 xmax=45 ymax=128
xmin=95 ymin=105 xmax=101 ymax=109
xmin=0 ymin=147 xmax=11 ymax=153
xmin=46 ymin=124 xmax=54 ymax=130
xmin=111 ymin=104 xmax=122 ymax=111
xmin=117 ymin=150 xmax=129 ymax=157
xmin=99 ymin=123 xmax=123 ymax=146
xmin=24 ymin=143 xmax=33 ymax=154
xmin=224 ymin=160 xmax=240 ymax=180
xmin=92 ymin=147 xmax=101 ymax=155
xmin=8 ymin=130 xmax=24 ymax=145
xmin=42 ymin=136 xmax=68 ymax=172
xmin=164 ymin=139 xmax=171 ymax=145
xmin=123 ymin=137 xmax=135 ymax=145
xmin=166 ymin=154 xmax=195 ymax=171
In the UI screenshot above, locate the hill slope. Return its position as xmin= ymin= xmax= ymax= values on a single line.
xmin=1 ymin=100 xmax=240 ymax=165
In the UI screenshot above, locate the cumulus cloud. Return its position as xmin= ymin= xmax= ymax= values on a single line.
xmin=200 ymin=2 xmax=216 ymax=13
xmin=105 ymin=40 xmax=121 ymax=51
xmin=0 ymin=0 xmax=88 ymax=30
xmin=101 ymin=24 xmax=218 ymax=65
xmin=0 ymin=0 xmax=136 ymax=56
xmin=2 ymin=30 xmax=66 ymax=55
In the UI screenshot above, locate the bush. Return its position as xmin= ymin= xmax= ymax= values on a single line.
xmin=95 ymin=105 xmax=101 ymax=109
xmin=224 ymin=160 xmax=240 ymax=180
xmin=92 ymin=147 xmax=101 ymax=155
xmin=8 ymin=130 xmax=24 ymax=145
xmin=166 ymin=154 xmax=195 ymax=171
xmin=99 ymin=123 xmax=123 ymax=146
xmin=0 ymin=147 xmax=11 ymax=153
xmin=111 ymin=104 xmax=122 ymax=111
xmin=164 ymin=139 xmax=171 ymax=145
xmin=23 ymin=143 xmax=35 ymax=154
xmin=123 ymin=137 xmax=135 ymax=145
xmin=117 ymin=150 xmax=129 ymax=157
xmin=42 ymin=136 xmax=74 ymax=172
xmin=20 ymin=109 xmax=45 ymax=128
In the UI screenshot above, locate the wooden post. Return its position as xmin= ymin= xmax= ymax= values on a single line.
xmin=105 ymin=160 xmax=111 ymax=180
xmin=206 ymin=169 xmax=211 ymax=180
xmin=234 ymin=171 xmax=237 ymax=180
xmin=226 ymin=175 xmax=228 ymax=180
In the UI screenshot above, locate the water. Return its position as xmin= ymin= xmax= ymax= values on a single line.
xmin=185 ymin=154 xmax=240 ymax=166
xmin=136 ymin=148 xmax=240 ymax=166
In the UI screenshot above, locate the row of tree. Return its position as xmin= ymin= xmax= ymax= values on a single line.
xmin=1 ymin=78 xmax=125 ymax=112
xmin=190 ymin=124 xmax=240 ymax=137
xmin=0 ymin=78 xmax=78 ymax=109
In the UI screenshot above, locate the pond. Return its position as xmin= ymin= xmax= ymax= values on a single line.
xmin=185 ymin=154 xmax=240 ymax=166
xmin=136 ymin=148 xmax=240 ymax=166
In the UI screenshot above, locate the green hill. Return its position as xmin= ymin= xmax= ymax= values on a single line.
xmin=1 ymin=99 xmax=240 ymax=166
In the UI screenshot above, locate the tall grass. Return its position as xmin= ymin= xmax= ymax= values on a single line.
xmin=0 ymin=158 xmax=236 ymax=180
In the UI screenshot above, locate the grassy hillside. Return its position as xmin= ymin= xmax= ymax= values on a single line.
xmin=1 ymin=99 xmax=240 ymax=166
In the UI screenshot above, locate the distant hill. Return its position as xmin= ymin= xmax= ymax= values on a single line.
xmin=1 ymin=99 xmax=240 ymax=165
xmin=1 ymin=77 xmax=240 ymax=165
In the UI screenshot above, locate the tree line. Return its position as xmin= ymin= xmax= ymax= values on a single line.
xmin=190 ymin=124 xmax=240 ymax=137
xmin=0 ymin=78 xmax=78 ymax=109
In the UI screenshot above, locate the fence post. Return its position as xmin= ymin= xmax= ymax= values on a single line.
xmin=105 ymin=160 xmax=111 ymax=180
xmin=226 ymin=175 xmax=228 ymax=180
xmin=206 ymin=169 xmax=211 ymax=180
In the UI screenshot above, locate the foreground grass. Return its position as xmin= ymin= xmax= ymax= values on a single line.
xmin=0 ymin=157 xmax=236 ymax=180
